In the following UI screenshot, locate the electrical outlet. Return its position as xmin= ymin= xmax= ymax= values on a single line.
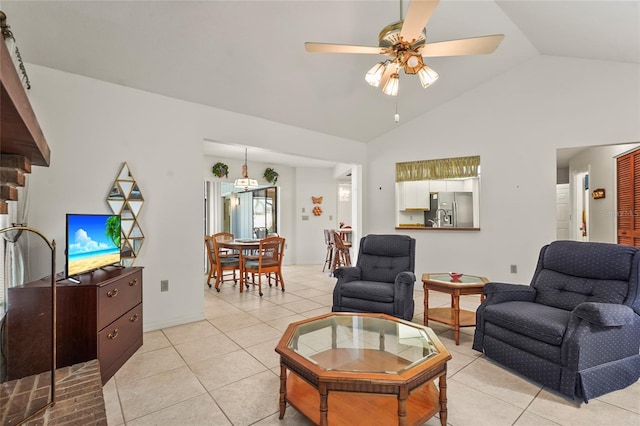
xmin=510 ymin=265 xmax=518 ymax=274
xmin=161 ymin=280 xmax=169 ymax=292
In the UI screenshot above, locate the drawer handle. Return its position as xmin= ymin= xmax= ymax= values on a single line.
xmin=107 ymin=288 xmax=119 ymax=298
xmin=107 ymin=329 xmax=119 ymax=340
xmin=129 ymin=313 xmax=139 ymax=322
xmin=129 ymin=278 xmax=138 ymax=287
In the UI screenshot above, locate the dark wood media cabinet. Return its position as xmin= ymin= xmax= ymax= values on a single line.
xmin=7 ymin=267 xmax=143 ymax=384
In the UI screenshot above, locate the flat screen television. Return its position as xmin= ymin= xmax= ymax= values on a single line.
xmin=66 ymin=213 xmax=121 ymax=278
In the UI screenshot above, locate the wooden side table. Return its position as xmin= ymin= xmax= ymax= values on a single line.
xmin=422 ymin=273 xmax=488 ymax=345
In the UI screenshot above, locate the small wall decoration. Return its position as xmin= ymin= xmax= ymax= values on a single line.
xmin=592 ymin=188 xmax=605 ymax=199
xmin=263 ymin=167 xmax=279 ymax=185
xmin=212 ymin=162 xmax=229 ymax=178
xmin=312 ymin=195 xmax=323 ymax=216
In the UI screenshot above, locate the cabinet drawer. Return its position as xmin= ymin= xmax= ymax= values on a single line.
xmin=98 ymin=303 xmax=142 ymax=373
xmin=98 ymin=270 xmax=142 ymax=330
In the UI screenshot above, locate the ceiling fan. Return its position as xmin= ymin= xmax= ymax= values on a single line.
xmin=305 ymin=0 xmax=504 ymax=96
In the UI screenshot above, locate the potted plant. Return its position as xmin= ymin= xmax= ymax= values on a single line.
xmin=212 ymin=162 xmax=229 ymax=178
xmin=264 ymin=167 xmax=279 ymax=185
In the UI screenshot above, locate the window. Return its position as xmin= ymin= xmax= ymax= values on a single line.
xmin=252 ymin=187 xmax=278 ymax=238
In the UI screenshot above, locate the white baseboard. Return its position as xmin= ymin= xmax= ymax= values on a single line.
xmin=143 ymin=312 xmax=206 ymax=333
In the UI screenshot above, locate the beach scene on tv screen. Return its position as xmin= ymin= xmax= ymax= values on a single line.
xmin=68 ymin=215 xmax=120 ymax=276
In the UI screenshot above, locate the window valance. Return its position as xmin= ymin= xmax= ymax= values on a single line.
xmin=396 ymin=155 xmax=480 ymax=182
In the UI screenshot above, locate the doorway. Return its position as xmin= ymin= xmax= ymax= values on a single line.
xmin=208 ymin=182 xmax=279 ymax=240
xmin=573 ymin=171 xmax=590 ymax=241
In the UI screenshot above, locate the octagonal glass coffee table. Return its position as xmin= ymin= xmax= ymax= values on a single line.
xmin=275 ymin=313 xmax=451 ymax=426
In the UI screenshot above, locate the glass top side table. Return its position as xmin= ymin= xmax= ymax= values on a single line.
xmin=421 ymin=273 xmax=489 ymax=345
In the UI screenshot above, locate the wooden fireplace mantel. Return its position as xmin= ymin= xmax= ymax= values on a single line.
xmin=0 ymin=35 xmax=51 ymax=214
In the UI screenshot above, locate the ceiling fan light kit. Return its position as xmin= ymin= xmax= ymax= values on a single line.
xmin=304 ymin=0 xmax=503 ymax=97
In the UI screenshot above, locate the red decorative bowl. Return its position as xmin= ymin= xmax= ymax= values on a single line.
xmin=449 ymin=272 xmax=463 ymax=281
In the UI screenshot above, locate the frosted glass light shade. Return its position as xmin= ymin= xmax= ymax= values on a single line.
xmin=234 ymin=178 xmax=259 ymax=189
xmin=406 ymin=56 xmax=420 ymax=68
xmin=382 ymin=73 xmax=399 ymax=96
xmin=417 ymin=65 xmax=439 ymax=88
xmin=365 ymin=61 xmax=387 ymax=87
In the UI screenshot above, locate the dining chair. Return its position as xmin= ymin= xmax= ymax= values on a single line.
xmin=330 ymin=230 xmax=351 ymax=275
xmin=205 ymin=234 xmax=240 ymax=292
xmin=213 ymin=232 xmax=236 ymax=255
xmin=243 ymin=236 xmax=285 ymax=297
xmin=322 ymin=229 xmax=334 ymax=272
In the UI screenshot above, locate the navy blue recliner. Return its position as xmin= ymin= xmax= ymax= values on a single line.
xmin=473 ymin=240 xmax=640 ymax=403
xmin=332 ymin=234 xmax=416 ymax=321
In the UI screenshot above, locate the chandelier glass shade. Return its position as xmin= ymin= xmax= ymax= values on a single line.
xmin=365 ymin=56 xmax=438 ymax=96
xmin=382 ymin=72 xmax=400 ymax=96
xmin=234 ymin=149 xmax=259 ymax=190
xmin=365 ymin=61 xmax=388 ymax=87
xmin=417 ymin=64 xmax=439 ymax=88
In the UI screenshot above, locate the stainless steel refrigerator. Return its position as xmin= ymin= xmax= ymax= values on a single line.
xmin=436 ymin=192 xmax=473 ymax=227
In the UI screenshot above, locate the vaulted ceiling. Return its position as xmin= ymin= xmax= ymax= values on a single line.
xmin=2 ymin=1 xmax=638 ymax=165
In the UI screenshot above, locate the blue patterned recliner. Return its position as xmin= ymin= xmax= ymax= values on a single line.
xmin=473 ymin=240 xmax=640 ymax=403
xmin=332 ymin=234 xmax=416 ymax=321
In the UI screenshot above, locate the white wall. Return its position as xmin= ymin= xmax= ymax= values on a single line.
xmin=26 ymin=64 xmax=365 ymax=331
xmin=295 ymin=168 xmax=340 ymax=265
xmin=366 ymin=55 xmax=640 ymax=284
xmin=569 ymin=143 xmax=640 ymax=243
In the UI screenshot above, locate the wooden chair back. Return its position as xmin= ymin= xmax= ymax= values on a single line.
xmin=205 ymin=233 xmax=239 ymax=291
xmin=331 ymin=230 xmax=351 ymax=272
xmin=243 ymin=236 xmax=285 ymax=296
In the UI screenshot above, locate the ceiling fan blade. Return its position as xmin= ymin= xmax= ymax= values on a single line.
xmin=418 ymin=34 xmax=505 ymax=57
xmin=305 ymin=42 xmax=388 ymax=55
xmin=400 ymin=0 xmax=440 ymax=43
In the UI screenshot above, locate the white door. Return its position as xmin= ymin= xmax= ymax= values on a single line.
xmin=556 ymin=183 xmax=570 ymax=240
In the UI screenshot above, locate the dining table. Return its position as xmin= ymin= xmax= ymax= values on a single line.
xmin=215 ymin=237 xmax=261 ymax=292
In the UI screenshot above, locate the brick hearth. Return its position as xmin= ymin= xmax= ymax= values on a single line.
xmin=1 ymin=359 xmax=107 ymax=425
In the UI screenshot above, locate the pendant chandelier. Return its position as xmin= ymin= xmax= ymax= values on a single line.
xmin=234 ymin=148 xmax=259 ymax=190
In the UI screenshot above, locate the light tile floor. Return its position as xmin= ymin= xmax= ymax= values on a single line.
xmin=103 ymin=265 xmax=640 ymax=425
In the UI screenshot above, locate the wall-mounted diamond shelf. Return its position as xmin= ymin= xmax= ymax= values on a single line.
xmin=107 ymin=162 xmax=144 ymax=266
